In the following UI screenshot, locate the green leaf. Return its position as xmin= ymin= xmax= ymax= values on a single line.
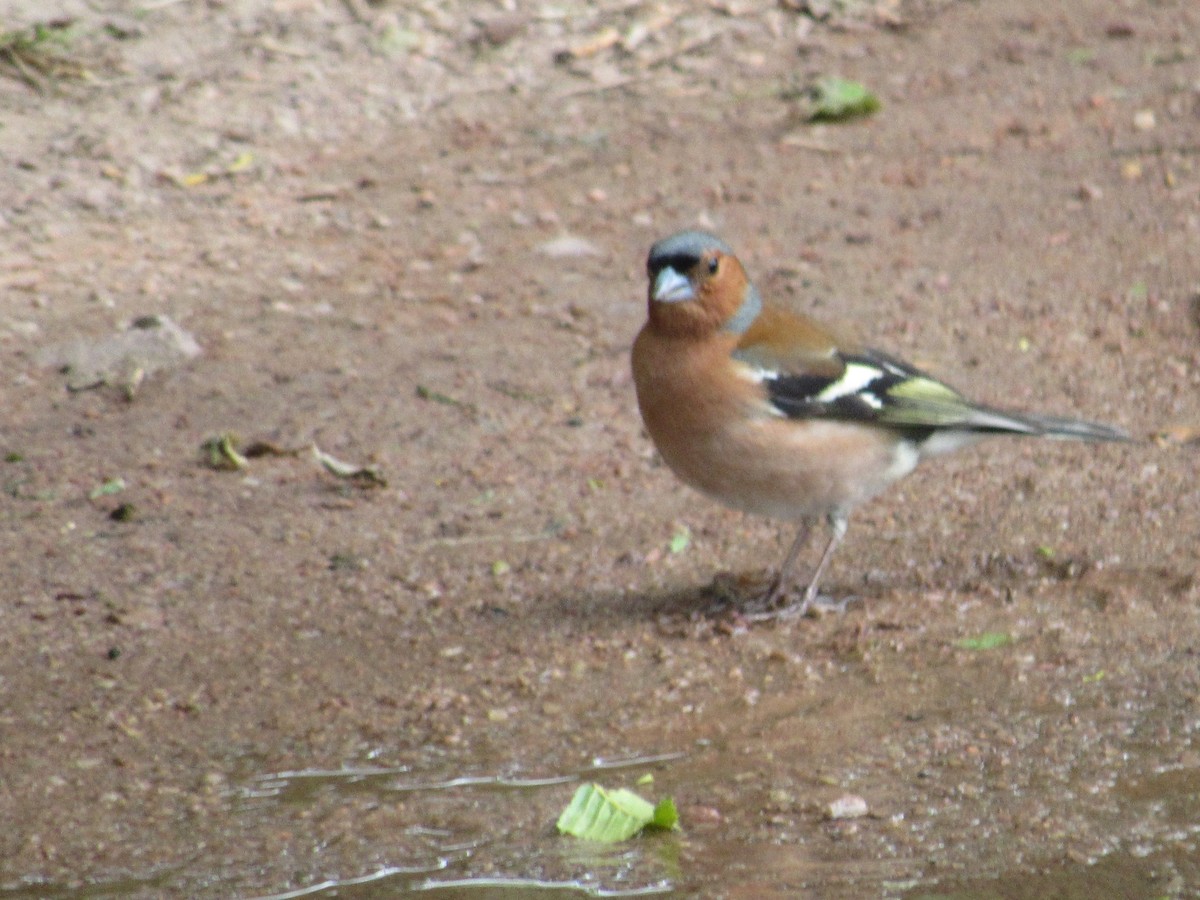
xmin=651 ymin=796 xmax=679 ymax=830
xmin=89 ymin=477 xmax=125 ymax=499
xmin=556 ymin=784 xmax=678 ymax=842
xmin=955 ymin=631 xmax=1013 ymax=651
xmin=201 ymin=433 xmax=249 ymax=471
xmin=807 ymin=77 xmax=881 ymax=122
xmin=668 ymin=526 xmax=690 ymax=555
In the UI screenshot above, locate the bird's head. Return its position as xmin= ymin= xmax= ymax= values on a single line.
xmin=645 ymin=231 xmax=761 ymax=338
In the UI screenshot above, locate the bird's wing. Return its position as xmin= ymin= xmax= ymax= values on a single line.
xmin=731 ymin=304 xmax=1129 ymax=441
xmin=731 ymin=304 xmax=1045 ymax=436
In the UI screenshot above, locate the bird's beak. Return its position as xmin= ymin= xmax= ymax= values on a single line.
xmin=652 ymin=267 xmax=695 ymax=303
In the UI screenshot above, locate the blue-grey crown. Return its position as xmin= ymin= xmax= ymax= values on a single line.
xmin=647 ymin=231 xmax=733 ymax=269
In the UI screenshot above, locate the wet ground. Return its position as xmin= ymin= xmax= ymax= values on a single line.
xmin=2 ymin=0 xmax=1200 ymax=896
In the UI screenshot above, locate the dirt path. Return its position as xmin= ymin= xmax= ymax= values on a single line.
xmin=2 ymin=0 xmax=1199 ymax=896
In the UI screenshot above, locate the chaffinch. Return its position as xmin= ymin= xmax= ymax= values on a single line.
xmin=631 ymin=230 xmax=1130 ymax=616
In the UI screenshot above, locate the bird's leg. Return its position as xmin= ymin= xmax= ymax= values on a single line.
xmin=792 ymin=513 xmax=849 ymax=617
xmin=742 ymin=515 xmax=854 ymax=620
xmin=759 ymin=519 xmax=813 ymax=608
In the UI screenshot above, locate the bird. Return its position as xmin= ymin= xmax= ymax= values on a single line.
xmin=630 ymin=230 xmax=1130 ymax=617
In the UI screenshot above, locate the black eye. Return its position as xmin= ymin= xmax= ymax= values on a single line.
xmin=707 ymin=257 xmax=719 ymax=274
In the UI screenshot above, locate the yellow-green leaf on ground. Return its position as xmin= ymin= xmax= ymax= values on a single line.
xmin=226 ymin=151 xmax=255 ymax=174
xmin=668 ymin=526 xmax=690 ymax=555
xmin=89 ymin=477 xmax=125 ymax=499
xmin=650 ymin=795 xmax=678 ymax=830
xmin=200 ymin=433 xmax=249 ymax=471
xmin=955 ymin=632 xmax=1013 ymax=651
xmin=556 ymin=783 xmax=678 ymax=842
xmin=807 ymin=76 xmax=881 ymax=122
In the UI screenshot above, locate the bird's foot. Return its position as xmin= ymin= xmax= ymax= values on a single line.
xmin=700 ymin=573 xmax=859 ymax=622
xmin=742 ymin=590 xmax=859 ymax=622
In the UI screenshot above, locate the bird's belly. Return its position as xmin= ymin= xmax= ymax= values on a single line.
xmin=652 ymin=417 xmax=917 ymax=521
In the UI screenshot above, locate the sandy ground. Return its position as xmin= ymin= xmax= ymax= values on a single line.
xmin=2 ymin=0 xmax=1200 ymax=896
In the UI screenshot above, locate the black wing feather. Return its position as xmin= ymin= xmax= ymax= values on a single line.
xmin=761 ymin=350 xmax=929 ymax=430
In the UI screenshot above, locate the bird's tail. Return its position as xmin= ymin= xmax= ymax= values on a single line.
xmin=978 ymin=407 xmax=1131 ymax=442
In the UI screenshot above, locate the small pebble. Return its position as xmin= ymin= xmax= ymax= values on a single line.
xmin=826 ymin=794 xmax=869 ymax=820
xmin=537 ymin=235 xmax=602 ymax=258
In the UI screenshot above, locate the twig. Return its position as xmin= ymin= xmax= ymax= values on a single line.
xmin=644 ymin=32 xmax=721 ymax=69
xmin=0 ymin=46 xmax=44 ymax=91
xmin=556 ymin=74 xmax=643 ymax=100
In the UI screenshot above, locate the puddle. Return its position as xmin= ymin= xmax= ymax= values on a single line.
xmin=6 ymin=632 xmax=1200 ymax=898
xmin=15 ymin=740 xmax=1200 ymax=898
xmin=906 ymin=840 xmax=1200 ymax=900
xmin=226 ymin=752 xmax=686 ymax=898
